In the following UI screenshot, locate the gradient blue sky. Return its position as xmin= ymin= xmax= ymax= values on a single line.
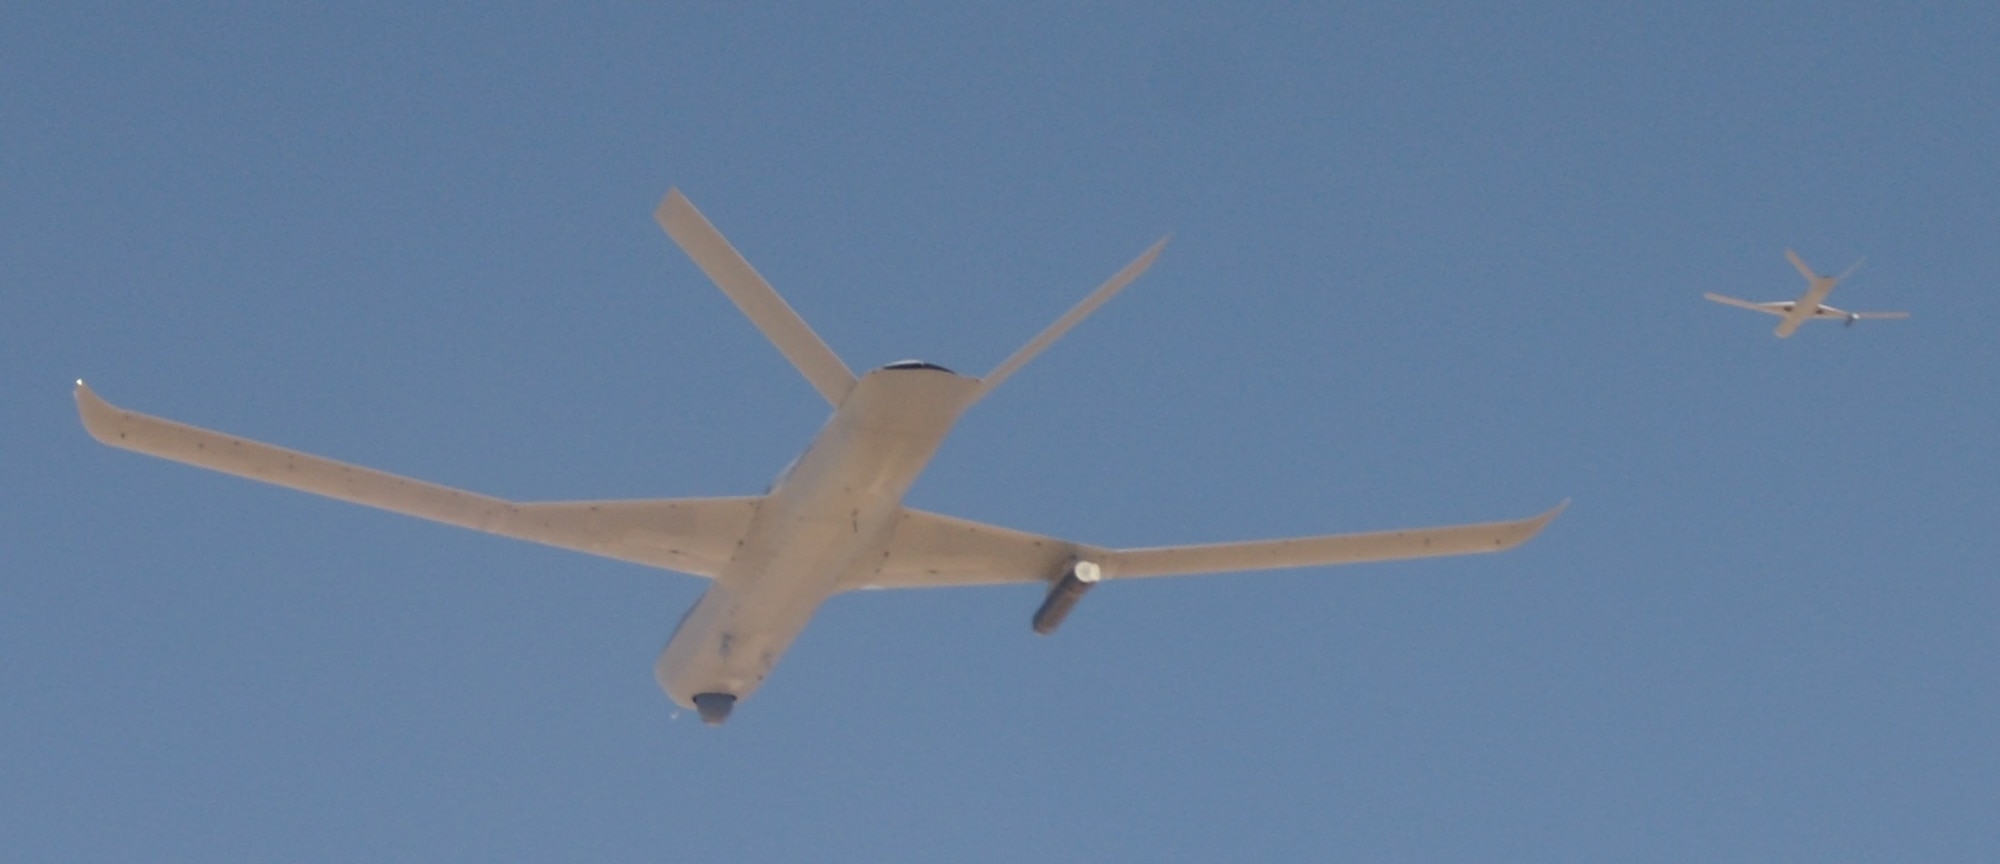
xmin=7 ymin=3 xmax=1997 ymax=860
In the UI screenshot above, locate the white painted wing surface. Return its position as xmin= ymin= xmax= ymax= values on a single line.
xmin=844 ymin=502 xmax=1565 ymax=589
xmin=76 ymin=383 xmax=758 ymax=578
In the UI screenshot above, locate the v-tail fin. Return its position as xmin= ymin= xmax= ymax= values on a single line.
xmin=655 ymin=189 xmax=858 ymax=407
xmin=970 ymin=237 xmax=1168 ymax=403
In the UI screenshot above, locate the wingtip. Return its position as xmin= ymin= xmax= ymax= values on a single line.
xmin=1468 ymin=499 xmax=1570 ymax=554
xmin=74 ymin=379 xmax=122 ymax=444
xmin=1520 ymin=500 xmax=1568 ymax=532
xmin=1505 ymin=499 xmax=1569 ymax=547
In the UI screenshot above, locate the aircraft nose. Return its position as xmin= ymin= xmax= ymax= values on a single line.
xmin=693 ymin=692 xmax=737 ymax=725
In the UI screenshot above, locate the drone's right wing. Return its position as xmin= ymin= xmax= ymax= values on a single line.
xmin=76 ymin=383 xmax=757 ymax=578
xmin=843 ymin=509 xmax=1099 ymax=589
xmin=1704 ymin=293 xmax=1792 ymax=316
xmin=843 ymin=503 xmax=1563 ymax=590
xmin=1847 ymin=310 xmax=1910 ymax=320
xmin=1096 ymin=503 xmax=1565 ymax=579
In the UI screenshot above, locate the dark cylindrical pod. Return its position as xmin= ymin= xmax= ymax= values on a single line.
xmin=1031 ymin=560 xmax=1101 ymax=635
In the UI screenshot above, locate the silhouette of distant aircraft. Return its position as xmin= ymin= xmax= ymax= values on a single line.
xmin=1705 ymin=249 xmax=1907 ymax=338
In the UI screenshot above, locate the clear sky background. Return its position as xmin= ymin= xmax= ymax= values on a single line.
xmin=6 ymin=3 xmax=1997 ymax=860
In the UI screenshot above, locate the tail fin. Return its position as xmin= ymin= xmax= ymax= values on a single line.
xmin=970 ymin=237 xmax=1169 ymax=403
xmin=655 ymin=189 xmax=858 ymax=407
xmin=1786 ymin=248 xmax=1865 ymax=287
xmin=1785 ymin=248 xmax=1820 ymax=283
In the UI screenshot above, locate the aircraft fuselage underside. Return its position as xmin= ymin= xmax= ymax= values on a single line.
xmin=654 ymin=366 xmax=979 ymax=720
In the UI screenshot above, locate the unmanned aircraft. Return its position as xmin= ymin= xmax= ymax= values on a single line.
xmin=78 ymin=189 xmax=1563 ymax=725
xmin=1704 ymin=249 xmax=1909 ymax=338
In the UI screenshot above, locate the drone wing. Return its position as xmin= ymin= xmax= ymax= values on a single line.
xmin=842 ymin=502 xmax=1563 ymax=589
xmin=1094 ymin=503 xmax=1564 ymax=579
xmin=844 ymin=509 xmax=1099 ymax=589
xmin=1704 ymin=293 xmax=1792 ymax=316
xmin=1814 ymin=304 xmax=1909 ymax=320
xmin=76 ymin=383 xmax=758 ymax=578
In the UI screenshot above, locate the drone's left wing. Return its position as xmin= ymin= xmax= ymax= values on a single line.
xmin=842 ymin=503 xmax=1563 ymax=590
xmin=76 ymin=382 xmax=758 ymax=578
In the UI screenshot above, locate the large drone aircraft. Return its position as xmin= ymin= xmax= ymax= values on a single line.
xmin=1705 ymin=249 xmax=1908 ymax=338
xmin=78 ymin=189 xmax=1563 ymax=725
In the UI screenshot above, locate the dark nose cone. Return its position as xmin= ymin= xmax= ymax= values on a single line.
xmin=693 ymin=693 xmax=737 ymax=726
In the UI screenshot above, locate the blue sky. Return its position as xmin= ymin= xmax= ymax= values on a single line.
xmin=6 ymin=3 xmax=1997 ymax=860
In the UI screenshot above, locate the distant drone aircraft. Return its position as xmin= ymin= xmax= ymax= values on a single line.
xmin=79 ymin=189 xmax=1563 ymax=725
xmin=1705 ymin=249 xmax=1909 ymax=338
